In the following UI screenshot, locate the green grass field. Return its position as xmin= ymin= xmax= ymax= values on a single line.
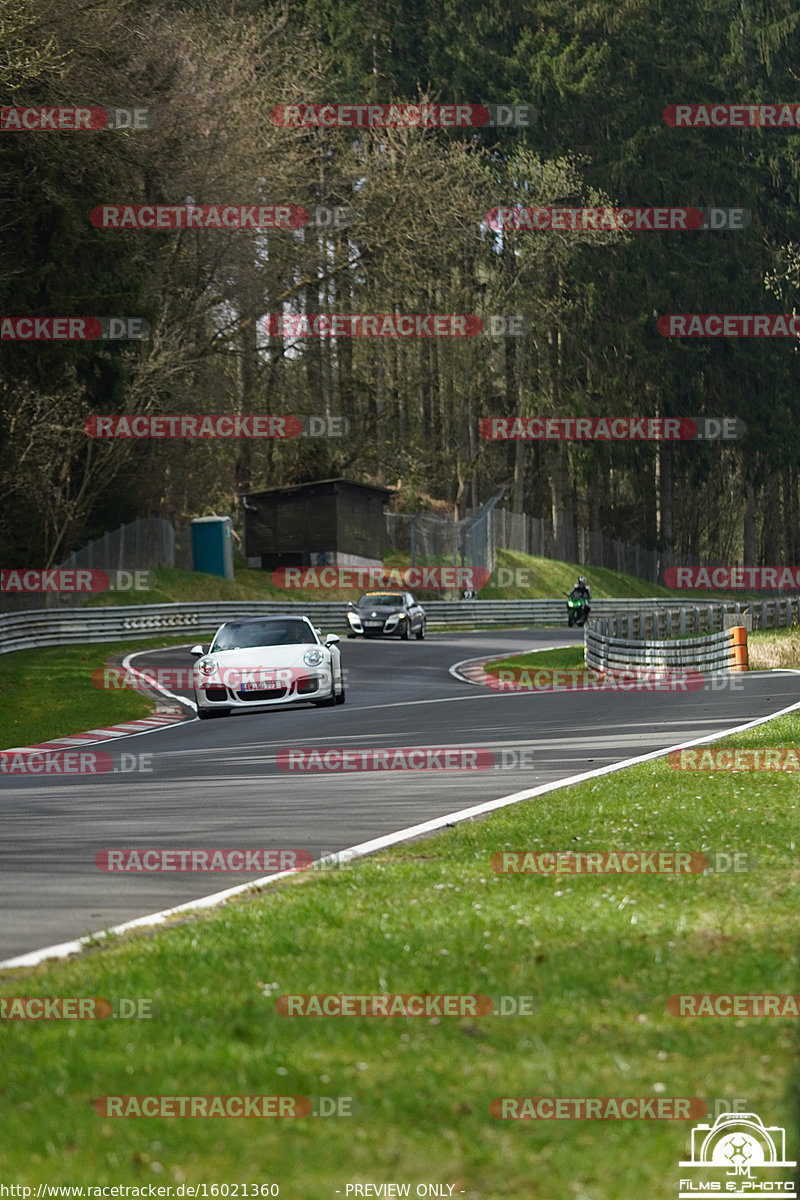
xmin=0 ymin=637 xmax=192 ymax=749
xmin=1 ymin=708 xmax=798 ymax=1196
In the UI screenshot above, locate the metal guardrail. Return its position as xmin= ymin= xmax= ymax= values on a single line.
xmin=585 ymin=623 xmax=748 ymax=674
xmin=0 ymin=597 xmax=791 ymax=656
xmin=588 ymin=598 xmax=797 ymax=639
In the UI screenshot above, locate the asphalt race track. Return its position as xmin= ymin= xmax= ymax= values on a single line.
xmin=1 ymin=627 xmax=797 ymax=962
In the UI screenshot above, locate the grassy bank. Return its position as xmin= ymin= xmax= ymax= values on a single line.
xmin=79 ymin=550 xmax=688 ymax=606
xmin=1 ymin=710 xmax=798 ymax=1196
xmin=0 ymin=637 xmax=192 ymax=749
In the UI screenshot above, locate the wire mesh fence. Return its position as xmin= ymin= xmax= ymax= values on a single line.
xmin=384 ymin=504 xmax=679 ymax=585
xmin=0 ymin=503 xmax=757 ymax=615
xmin=492 ymin=508 xmax=711 ymax=585
xmin=0 ymin=518 xmax=192 ymax=612
xmin=59 ymin=518 xmax=192 ymax=574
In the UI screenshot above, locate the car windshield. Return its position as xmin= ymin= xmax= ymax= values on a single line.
xmin=211 ymin=620 xmax=318 ymax=650
xmin=357 ymin=593 xmax=405 ymax=609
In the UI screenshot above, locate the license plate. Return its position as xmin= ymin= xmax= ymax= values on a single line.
xmin=364 ymin=621 xmax=382 ymax=627
xmin=240 ymin=679 xmax=280 ymax=691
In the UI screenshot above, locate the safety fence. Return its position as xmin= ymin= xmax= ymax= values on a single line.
xmin=0 ymin=597 xmax=788 ymax=656
xmin=588 ymin=597 xmax=798 ymax=638
xmin=0 ymin=518 xmax=193 ymax=613
xmin=584 ymin=623 xmax=749 ymax=675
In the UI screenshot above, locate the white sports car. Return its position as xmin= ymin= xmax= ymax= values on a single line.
xmin=190 ymin=615 xmax=344 ymax=719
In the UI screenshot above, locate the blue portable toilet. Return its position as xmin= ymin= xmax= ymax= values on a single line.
xmin=191 ymin=516 xmax=234 ymax=579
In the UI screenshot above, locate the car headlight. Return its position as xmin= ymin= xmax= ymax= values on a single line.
xmin=197 ymin=656 xmax=219 ymax=675
xmin=347 ymin=611 xmax=361 ymax=626
xmin=303 ymin=647 xmax=325 ymax=666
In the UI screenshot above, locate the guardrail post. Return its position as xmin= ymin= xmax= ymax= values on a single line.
xmin=729 ymin=625 xmax=749 ymax=671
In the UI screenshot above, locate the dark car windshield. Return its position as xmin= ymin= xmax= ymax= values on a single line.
xmin=356 ymin=593 xmax=405 ymax=609
xmin=211 ymin=620 xmax=318 ymax=650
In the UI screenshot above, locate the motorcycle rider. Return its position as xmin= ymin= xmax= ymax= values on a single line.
xmin=570 ymin=576 xmax=592 ymax=605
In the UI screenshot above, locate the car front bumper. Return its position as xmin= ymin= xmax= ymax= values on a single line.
xmin=194 ymin=670 xmax=334 ymax=710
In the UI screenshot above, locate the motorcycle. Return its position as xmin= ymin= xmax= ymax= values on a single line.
xmin=565 ymin=592 xmax=591 ymax=627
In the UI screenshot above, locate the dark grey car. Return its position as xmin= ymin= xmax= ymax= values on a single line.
xmin=345 ymin=590 xmax=426 ymax=640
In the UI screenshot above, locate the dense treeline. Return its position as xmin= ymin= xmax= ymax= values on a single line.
xmin=1 ymin=0 xmax=799 ymax=570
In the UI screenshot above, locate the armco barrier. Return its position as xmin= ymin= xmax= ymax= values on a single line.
xmin=0 ymin=597 xmax=788 ymax=657
xmin=585 ymin=623 xmax=749 ymax=675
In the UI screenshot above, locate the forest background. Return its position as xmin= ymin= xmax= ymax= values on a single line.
xmin=2 ymin=0 xmax=800 ymax=575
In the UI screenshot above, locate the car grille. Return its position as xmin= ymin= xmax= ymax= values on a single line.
xmin=234 ymin=687 xmax=290 ymax=702
xmin=294 ymin=675 xmax=320 ymax=695
xmin=204 ymin=687 xmax=228 ymax=702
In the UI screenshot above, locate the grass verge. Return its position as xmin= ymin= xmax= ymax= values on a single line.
xmin=1 ymin=711 xmax=798 ymax=1195
xmin=748 ymin=625 xmax=800 ymax=670
xmin=0 ymin=637 xmax=192 ymax=749
xmin=483 ymin=645 xmax=585 ymax=676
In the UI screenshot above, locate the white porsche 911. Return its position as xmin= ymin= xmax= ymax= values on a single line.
xmin=190 ymin=615 xmax=344 ymax=719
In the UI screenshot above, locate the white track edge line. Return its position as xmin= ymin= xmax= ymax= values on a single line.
xmin=3 ymin=693 xmax=800 ymax=972
xmin=122 ymin=648 xmax=198 ymax=715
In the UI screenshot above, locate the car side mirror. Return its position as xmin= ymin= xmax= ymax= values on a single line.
xmin=325 ymin=634 xmax=340 ymax=645
xmin=189 ymin=644 xmax=205 ymax=656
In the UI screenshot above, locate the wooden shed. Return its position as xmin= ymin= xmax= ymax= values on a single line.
xmin=242 ymin=478 xmax=392 ymax=569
